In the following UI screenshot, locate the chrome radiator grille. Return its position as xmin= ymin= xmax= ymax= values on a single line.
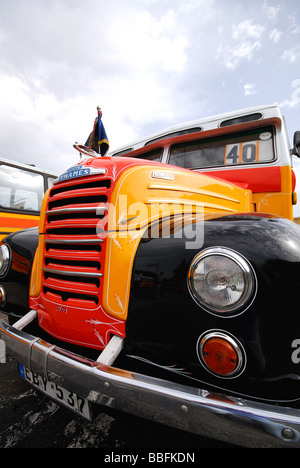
xmin=42 ymin=175 xmax=111 ymax=307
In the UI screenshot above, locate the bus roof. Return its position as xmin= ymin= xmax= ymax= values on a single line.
xmin=110 ymin=105 xmax=283 ymax=156
xmin=0 ymin=157 xmax=57 ymax=177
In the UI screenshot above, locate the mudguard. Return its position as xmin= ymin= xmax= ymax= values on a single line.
xmin=126 ymin=213 xmax=300 ymax=403
xmin=0 ymin=228 xmax=39 ymax=319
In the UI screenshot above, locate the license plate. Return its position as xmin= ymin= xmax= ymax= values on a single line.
xmin=18 ymin=363 xmax=91 ymax=420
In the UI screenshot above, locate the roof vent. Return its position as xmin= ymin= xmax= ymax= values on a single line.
xmin=220 ymin=113 xmax=262 ymax=127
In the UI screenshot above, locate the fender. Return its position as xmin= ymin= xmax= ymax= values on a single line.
xmin=0 ymin=227 xmax=39 ymax=319
xmin=126 ymin=213 xmax=300 ymax=403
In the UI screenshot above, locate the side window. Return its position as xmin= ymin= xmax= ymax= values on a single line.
xmin=47 ymin=176 xmax=57 ymax=189
xmin=133 ymin=148 xmax=162 ymax=162
xmin=0 ymin=164 xmax=44 ymax=212
xmin=168 ymin=127 xmax=275 ymax=170
xmin=0 ymin=187 xmax=11 ymax=208
xmin=14 ymin=188 xmax=39 ymax=211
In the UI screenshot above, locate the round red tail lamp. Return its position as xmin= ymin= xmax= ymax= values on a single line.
xmin=198 ymin=331 xmax=245 ymax=378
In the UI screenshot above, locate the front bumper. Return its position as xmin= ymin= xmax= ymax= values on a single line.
xmin=1 ymin=316 xmax=300 ymax=448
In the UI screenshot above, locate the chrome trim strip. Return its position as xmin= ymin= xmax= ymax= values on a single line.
xmin=147 ymin=183 xmax=241 ymax=203
xmin=43 ymin=344 xmax=56 ymax=380
xmin=42 ymin=267 xmax=103 ymax=278
xmin=1 ymin=314 xmax=300 ymax=448
xmin=145 ymin=198 xmax=236 ymax=213
xmin=27 ymin=337 xmax=40 ymax=373
xmin=44 ymin=239 xmax=104 ymax=244
xmin=0 ymin=286 xmax=6 ymax=307
xmin=46 ymin=207 xmax=108 ymax=215
xmin=0 ymin=244 xmax=11 ymax=278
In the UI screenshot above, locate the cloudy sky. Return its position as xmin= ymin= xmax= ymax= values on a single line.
xmin=0 ymin=0 xmax=300 ymax=209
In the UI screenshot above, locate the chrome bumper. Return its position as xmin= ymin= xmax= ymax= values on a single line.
xmin=1 ymin=316 xmax=300 ymax=448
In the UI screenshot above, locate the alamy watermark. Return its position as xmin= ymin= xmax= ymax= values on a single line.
xmin=291 ymin=339 xmax=300 ymax=364
xmin=96 ymin=195 xmax=205 ymax=250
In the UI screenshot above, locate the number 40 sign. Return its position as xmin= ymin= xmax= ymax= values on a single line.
xmin=225 ymin=141 xmax=259 ymax=165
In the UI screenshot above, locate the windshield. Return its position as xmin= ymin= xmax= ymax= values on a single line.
xmin=168 ymin=126 xmax=275 ymax=170
xmin=0 ymin=164 xmax=45 ymax=212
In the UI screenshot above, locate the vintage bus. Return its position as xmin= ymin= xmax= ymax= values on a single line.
xmin=0 ymin=158 xmax=56 ymax=243
xmin=2 ymin=105 xmax=300 ymax=448
xmin=110 ymin=104 xmax=297 ymax=221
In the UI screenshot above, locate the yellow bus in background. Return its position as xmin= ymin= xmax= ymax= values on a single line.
xmin=0 ymin=158 xmax=56 ymax=243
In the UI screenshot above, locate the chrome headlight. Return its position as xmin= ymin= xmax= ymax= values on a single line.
xmin=0 ymin=245 xmax=11 ymax=277
xmin=188 ymin=247 xmax=257 ymax=316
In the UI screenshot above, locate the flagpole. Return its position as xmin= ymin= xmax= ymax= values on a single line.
xmin=97 ymin=106 xmax=102 ymax=155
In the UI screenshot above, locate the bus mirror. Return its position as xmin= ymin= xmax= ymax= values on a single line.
xmin=292 ymin=131 xmax=300 ymax=158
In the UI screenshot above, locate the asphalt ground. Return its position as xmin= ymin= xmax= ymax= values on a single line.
xmin=0 ymin=313 xmax=238 ymax=451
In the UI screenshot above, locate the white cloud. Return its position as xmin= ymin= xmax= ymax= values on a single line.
xmin=281 ymin=47 xmax=300 ymax=63
xmin=263 ymin=2 xmax=280 ymax=21
xmin=279 ymin=79 xmax=300 ymax=109
xmin=243 ymin=83 xmax=257 ymax=96
xmin=217 ymin=19 xmax=264 ymax=70
xmin=218 ymin=40 xmax=262 ymax=70
xmin=178 ymin=0 xmax=215 ymax=16
xmin=288 ymin=14 xmax=300 ymax=34
xmin=109 ymin=10 xmax=188 ymax=73
xmin=232 ymin=19 xmax=264 ymax=40
xmin=269 ymin=28 xmax=282 ymax=44
xmin=0 ymin=0 xmax=299 ymax=176
xmin=0 ymin=73 xmax=93 ymax=172
xmin=0 ymin=2 xmax=191 ymax=172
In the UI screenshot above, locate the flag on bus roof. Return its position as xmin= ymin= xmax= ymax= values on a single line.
xmin=85 ymin=107 xmax=109 ymax=156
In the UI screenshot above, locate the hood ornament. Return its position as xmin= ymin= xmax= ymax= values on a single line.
xmin=75 ymin=105 xmax=110 ymax=159
xmin=73 ymin=142 xmax=99 ymax=160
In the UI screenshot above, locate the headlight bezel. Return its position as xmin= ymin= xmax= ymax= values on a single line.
xmin=187 ymin=246 xmax=257 ymax=317
xmin=0 ymin=244 xmax=11 ymax=278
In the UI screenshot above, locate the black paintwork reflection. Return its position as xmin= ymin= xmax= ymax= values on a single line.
xmin=126 ymin=214 xmax=300 ymax=404
xmin=0 ymin=228 xmax=39 ymax=317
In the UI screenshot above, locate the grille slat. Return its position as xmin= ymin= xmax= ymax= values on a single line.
xmin=42 ymin=267 xmax=103 ymax=278
xmin=43 ymin=286 xmax=99 ymax=305
xmin=46 ymin=206 xmax=107 ymax=215
xmin=48 ymin=196 xmax=107 ymax=211
xmin=46 ymin=206 xmax=107 ymax=225
xmin=45 ymin=251 xmax=101 ymax=262
xmin=43 ymin=275 xmax=100 ymax=292
xmin=50 ymin=178 xmax=111 ymax=197
xmin=46 ymin=227 xmax=100 ymax=235
xmin=45 ymin=238 xmax=103 ymax=244
xmin=45 ymin=257 xmax=101 ymax=269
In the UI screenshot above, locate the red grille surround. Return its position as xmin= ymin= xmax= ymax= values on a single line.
xmin=33 ymin=163 xmax=126 ymax=350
